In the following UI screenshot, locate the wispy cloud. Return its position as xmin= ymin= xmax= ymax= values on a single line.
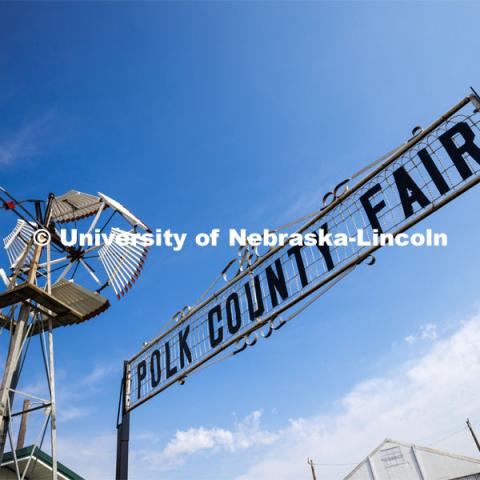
xmin=281 ymin=190 xmax=323 ymax=222
xmin=57 ymin=433 xmax=117 ymax=479
xmin=81 ymin=364 xmax=116 ymax=387
xmin=19 ymin=362 xmax=117 ymax=425
xmin=5 ymin=363 xmax=119 ymax=477
xmin=405 ymin=323 xmax=438 ymax=345
xmin=0 ymin=111 xmax=55 ymax=165
xmin=58 ymin=405 xmax=89 ymax=422
xmin=55 ymin=361 xmax=117 ymax=410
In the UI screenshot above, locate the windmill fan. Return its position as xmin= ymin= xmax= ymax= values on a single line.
xmin=0 ymin=188 xmax=151 ymax=333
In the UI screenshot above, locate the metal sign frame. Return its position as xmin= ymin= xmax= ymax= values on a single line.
xmin=125 ymin=93 xmax=480 ymax=413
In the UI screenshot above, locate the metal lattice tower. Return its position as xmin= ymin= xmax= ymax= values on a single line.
xmin=0 ymin=187 xmax=150 ymax=479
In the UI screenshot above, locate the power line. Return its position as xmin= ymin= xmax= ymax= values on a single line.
xmin=428 ymin=426 xmax=467 ymax=447
xmin=427 ymin=417 xmax=480 ymax=447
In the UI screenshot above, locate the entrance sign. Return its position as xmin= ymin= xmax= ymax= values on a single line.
xmin=125 ymin=94 xmax=480 ymax=412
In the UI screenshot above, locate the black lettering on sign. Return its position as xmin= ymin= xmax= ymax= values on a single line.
xmin=179 ymin=326 xmax=192 ymax=369
xmin=137 ymin=360 xmax=147 ymax=399
xmin=265 ymin=259 xmax=288 ymax=308
xmin=287 ymin=245 xmax=309 ymax=287
xmin=418 ymin=147 xmax=450 ymax=195
xmin=393 ymin=166 xmax=430 ymax=218
xmin=244 ymin=275 xmax=265 ymax=321
xmin=226 ymin=292 xmax=242 ymax=334
xmin=208 ymin=304 xmax=223 ymax=348
xmin=440 ymin=122 xmax=480 ymax=180
xmin=165 ymin=340 xmax=177 ymax=378
xmin=359 ymin=183 xmax=386 ymax=233
xmin=150 ymin=349 xmax=161 ymax=388
xmin=315 ymin=223 xmax=335 ymax=271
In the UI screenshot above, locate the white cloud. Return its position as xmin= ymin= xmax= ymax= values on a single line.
xmin=138 ymin=410 xmax=278 ymax=471
xmin=232 ymin=313 xmax=480 ymax=480
xmin=131 ymin=311 xmax=480 ymax=480
xmin=405 ymin=322 xmax=438 ymax=344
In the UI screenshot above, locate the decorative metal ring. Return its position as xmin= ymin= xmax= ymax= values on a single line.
xmin=261 ymin=321 xmax=273 ymax=338
xmin=233 ymin=339 xmax=248 ymax=355
xmin=221 ymin=258 xmax=237 ymax=282
xmin=272 ymin=317 xmax=287 ymax=331
xmin=333 ymin=178 xmax=350 ymax=199
xmin=322 ymin=191 xmax=335 ymax=209
xmin=172 ymin=305 xmax=192 ymax=322
xmin=411 ymin=125 xmax=423 ymax=137
xmin=357 ymin=254 xmax=376 ymax=266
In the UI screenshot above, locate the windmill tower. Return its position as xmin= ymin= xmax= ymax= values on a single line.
xmin=0 ymin=187 xmax=150 ymax=479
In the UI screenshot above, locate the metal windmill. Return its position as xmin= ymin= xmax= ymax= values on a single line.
xmin=0 ymin=187 xmax=151 ymax=479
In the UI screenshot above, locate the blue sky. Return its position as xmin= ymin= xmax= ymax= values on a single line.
xmin=1 ymin=1 xmax=480 ymax=479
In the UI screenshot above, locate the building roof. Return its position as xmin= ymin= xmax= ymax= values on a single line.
xmin=1 ymin=445 xmax=84 ymax=480
xmin=450 ymin=475 xmax=480 ymax=480
xmin=344 ymin=438 xmax=480 ymax=480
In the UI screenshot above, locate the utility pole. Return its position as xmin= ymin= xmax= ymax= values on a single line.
xmin=467 ymin=419 xmax=480 ymax=454
xmin=16 ymin=400 xmax=30 ymax=450
xmin=307 ymin=458 xmax=317 ymax=480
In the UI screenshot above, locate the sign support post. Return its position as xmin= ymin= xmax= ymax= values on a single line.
xmin=116 ymin=361 xmax=130 ymax=480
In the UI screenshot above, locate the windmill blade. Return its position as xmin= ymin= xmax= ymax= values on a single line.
xmin=3 ymin=219 xmax=35 ymax=269
xmin=51 ymin=190 xmax=105 ymax=224
xmin=0 ymin=269 xmax=10 ymax=287
xmin=98 ymin=193 xmax=151 ymax=232
xmin=98 ymin=227 xmax=150 ymax=299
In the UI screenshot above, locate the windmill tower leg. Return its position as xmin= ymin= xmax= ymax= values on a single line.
xmin=0 ymin=303 xmax=32 ymax=460
xmin=48 ymin=318 xmax=58 ymax=479
xmin=45 ymin=239 xmax=58 ymax=479
xmin=0 ymin=243 xmax=50 ymax=471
